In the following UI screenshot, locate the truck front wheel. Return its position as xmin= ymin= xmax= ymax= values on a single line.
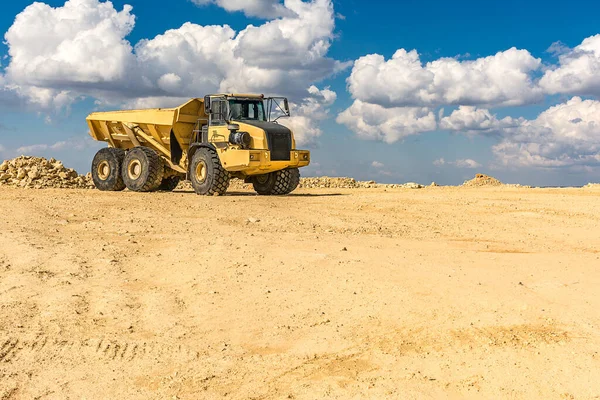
xmin=190 ymin=148 xmax=230 ymax=195
xmin=253 ymin=168 xmax=300 ymax=195
xmin=91 ymin=148 xmax=126 ymax=191
xmin=122 ymin=147 xmax=164 ymax=192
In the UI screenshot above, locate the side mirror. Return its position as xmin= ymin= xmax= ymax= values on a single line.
xmin=283 ymin=98 xmax=290 ymax=115
xmin=227 ymin=124 xmax=240 ymax=131
xmin=204 ymin=96 xmax=211 ymax=114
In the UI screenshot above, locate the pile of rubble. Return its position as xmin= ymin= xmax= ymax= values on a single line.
xmin=0 ymin=156 xmax=94 ymax=189
xmin=584 ymin=183 xmax=600 ymax=189
xmin=462 ymin=173 xmax=503 ymax=187
xmin=299 ymin=177 xmax=377 ymax=189
xmin=298 ymin=177 xmax=425 ymax=189
xmin=176 ymin=177 xmax=426 ymax=191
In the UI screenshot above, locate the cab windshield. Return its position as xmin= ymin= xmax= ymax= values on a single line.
xmin=228 ymin=99 xmax=266 ymax=122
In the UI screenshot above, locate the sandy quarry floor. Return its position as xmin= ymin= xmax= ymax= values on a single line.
xmin=1 ymin=185 xmax=599 ymax=399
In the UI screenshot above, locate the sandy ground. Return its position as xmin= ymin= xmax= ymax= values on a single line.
xmin=1 ymin=185 xmax=599 ymax=399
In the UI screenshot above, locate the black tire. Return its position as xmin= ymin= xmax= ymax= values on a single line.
xmin=190 ymin=148 xmax=230 ymax=195
xmin=122 ymin=147 xmax=164 ymax=192
xmin=157 ymin=175 xmax=181 ymax=191
xmin=91 ymin=148 xmax=126 ymax=191
xmin=253 ymin=168 xmax=300 ymax=195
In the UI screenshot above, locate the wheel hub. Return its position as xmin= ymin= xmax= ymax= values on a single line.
xmin=195 ymin=161 xmax=207 ymax=183
xmin=256 ymin=174 xmax=269 ymax=184
xmin=128 ymin=159 xmax=142 ymax=180
xmin=97 ymin=161 xmax=110 ymax=181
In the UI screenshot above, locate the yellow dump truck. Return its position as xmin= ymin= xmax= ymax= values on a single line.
xmin=86 ymin=94 xmax=310 ymax=195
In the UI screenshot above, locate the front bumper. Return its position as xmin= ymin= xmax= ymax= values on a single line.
xmin=217 ymin=148 xmax=310 ymax=175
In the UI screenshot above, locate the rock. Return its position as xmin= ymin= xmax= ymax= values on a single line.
xmin=28 ymin=168 xmax=40 ymax=180
xmin=16 ymin=169 xmax=26 ymax=179
xmin=0 ymin=173 xmax=10 ymax=181
xmin=247 ymin=217 xmax=260 ymax=223
xmin=0 ymin=161 xmax=8 ymax=172
xmin=430 ymin=182 xmax=439 ymax=187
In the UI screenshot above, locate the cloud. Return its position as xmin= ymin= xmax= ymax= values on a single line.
xmin=15 ymin=136 xmax=100 ymax=155
xmin=190 ymin=0 xmax=294 ymax=19
xmin=4 ymin=0 xmax=136 ymax=109
xmin=2 ymin=0 xmax=344 ymax=109
xmin=439 ymin=97 xmax=600 ymax=169
xmin=493 ymin=97 xmax=600 ymax=168
xmin=278 ymin=85 xmax=337 ymax=146
xmin=336 ymin=100 xmax=437 ymax=143
xmin=540 ymin=34 xmax=600 ymax=96
xmin=347 ymin=47 xmax=543 ymax=108
xmin=433 ymin=157 xmax=481 ymax=168
xmin=453 ymin=159 xmax=482 ymax=168
xmin=371 ymin=161 xmax=384 ymax=168
xmin=439 ymin=106 xmax=524 ymax=135
xmin=0 ymin=74 xmax=22 ymax=107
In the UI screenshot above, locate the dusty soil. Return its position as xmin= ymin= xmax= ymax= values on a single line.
xmin=1 ymin=185 xmax=599 ymax=399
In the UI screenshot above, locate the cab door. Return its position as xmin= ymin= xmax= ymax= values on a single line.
xmin=208 ymin=98 xmax=229 ymax=145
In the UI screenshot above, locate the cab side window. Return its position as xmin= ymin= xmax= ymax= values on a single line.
xmin=210 ymin=100 xmax=226 ymax=126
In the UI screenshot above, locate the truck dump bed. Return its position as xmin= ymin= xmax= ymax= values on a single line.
xmin=86 ymin=98 xmax=206 ymax=172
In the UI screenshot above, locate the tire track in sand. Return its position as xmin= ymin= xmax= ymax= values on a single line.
xmin=0 ymin=334 xmax=199 ymax=365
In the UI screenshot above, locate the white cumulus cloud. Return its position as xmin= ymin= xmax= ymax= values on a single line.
xmin=279 ymin=85 xmax=337 ymax=146
xmin=433 ymin=157 xmax=481 ymax=168
xmin=437 ymin=97 xmax=600 ymax=169
xmin=336 ymin=100 xmax=437 ymax=143
xmin=4 ymin=0 xmax=136 ymax=108
xmin=190 ymin=0 xmax=294 ymax=19
xmin=347 ymin=48 xmax=543 ymax=108
xmin=440 ymin=106 xmax=524 ymax=135
xmin=493 ymin=97 xmax=600 ymax=168
xmin=1 ymin=0 xmax=344 ymax=109
xmin=453 ymin=159 xmax=482 ymax=168
xmin=540 ymin=34 xmax=600 ymax=96
xmin=15 ymin=136 xmax=100 ymax=155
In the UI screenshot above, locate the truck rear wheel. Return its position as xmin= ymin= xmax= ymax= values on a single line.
xmin=91 ymin=148 xmax=126 ymax=191
xmin=190 ymin=148 xmax=230 ymax=195
xmin=157 ymin=176 xmax=181 ymax=191
xmin=253 ymin=168 xmax=300 ymax=195
xmin=122 ymin=147 xmax=164 ymax=192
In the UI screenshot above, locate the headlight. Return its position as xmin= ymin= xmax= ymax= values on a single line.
xmin=229 ymin=131 xmax=251 ymax=148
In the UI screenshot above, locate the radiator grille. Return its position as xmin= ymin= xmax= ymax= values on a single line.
xmin=269 ymin=132 xmax=291 ymax=161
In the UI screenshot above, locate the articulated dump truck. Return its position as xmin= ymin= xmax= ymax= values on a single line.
xmin=86 ymin=94 xmax=310 ymax=195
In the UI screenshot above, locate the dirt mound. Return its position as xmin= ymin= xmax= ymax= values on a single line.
xmin=584 ymin=183 xmax=600 ymax=189
xmin=0 ymin=156 xmax=94 ymax=189
xmin=462 ymin=173 xmax=503 ymax=187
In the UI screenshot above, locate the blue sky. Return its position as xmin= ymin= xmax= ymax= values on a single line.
xmin=1 ymin=0 xmax=600 ymax=186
